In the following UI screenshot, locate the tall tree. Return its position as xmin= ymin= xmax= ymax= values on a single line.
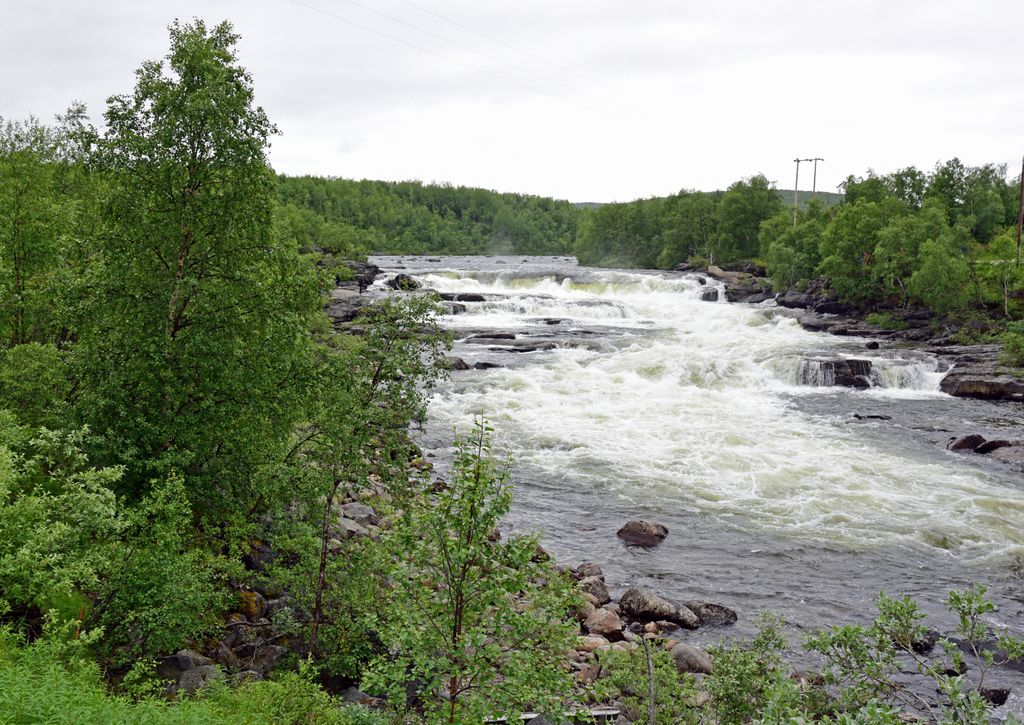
xmin=717 ymin=174 xmax=782 ymax=262
xmin=75 ymin=20 xmax=320 ymax=519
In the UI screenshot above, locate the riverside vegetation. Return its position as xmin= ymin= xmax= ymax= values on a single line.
xmin=2 ymin=17 xmax=1024 ymax=725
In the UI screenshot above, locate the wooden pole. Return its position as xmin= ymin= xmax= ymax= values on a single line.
xmin=793 ymin=158 xmax=801 ymax=227
xmin=811 ymin=158 xmax=824 ymax=200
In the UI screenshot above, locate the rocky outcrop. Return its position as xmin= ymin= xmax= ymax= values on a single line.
xmin=343 ymin=260 xmax=380 ymax=290
xmin=616 ymin=519 xmax=668 ymax=547
xmin=326 ymin=284 xmax=368 ymax=326
xmin=933 ymin=345 xmax=1024 ymax=402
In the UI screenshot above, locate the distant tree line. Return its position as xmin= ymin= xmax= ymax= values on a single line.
xmin=276 ymin=175 xmax=581 ymax=258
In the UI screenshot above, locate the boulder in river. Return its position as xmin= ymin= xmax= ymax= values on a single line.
xmin=617 ymin=519 xmax=668 ymax=547
xmin=618 ymin=586 xmax=699 ymax=629
xmin=438 ymin=292 xmax=486 ymax=302
xmin=386 ymin=273 xmax=420 ymax=291
xmin=343 ymin=260 xmax=380 ymax=290
xmin=699 ymin=288 xmax=719 ymax=302
xmin=683 ymin=600 xmax=738 ymax=626
xmin=947 ymin=434 xmax=987 ymax=452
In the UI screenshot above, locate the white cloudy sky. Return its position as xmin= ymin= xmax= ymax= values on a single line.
xmin=2 ymin=0 xmax=1022 ymax=202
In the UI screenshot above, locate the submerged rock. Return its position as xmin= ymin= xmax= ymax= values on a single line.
xmin=616 ymin=520 xmax=668 ymax=547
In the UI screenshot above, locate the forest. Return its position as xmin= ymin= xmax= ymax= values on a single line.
xmin=3 ymin=17 xmax=1024 ymax=725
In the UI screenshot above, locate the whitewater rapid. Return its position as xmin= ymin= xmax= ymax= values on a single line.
xmin=375 ymin=257 xmax=1024 ymax=564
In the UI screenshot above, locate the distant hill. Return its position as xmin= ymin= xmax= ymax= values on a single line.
xmin=576 ymin=190 xmax=844 ymax=211
xmin=775 ymin=189 xmax=845 ymax=209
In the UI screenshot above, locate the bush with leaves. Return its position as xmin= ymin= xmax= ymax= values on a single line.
xmin=590 ymin=644 xmax=699 ymax=724
xmin=806 ymin=585 xmax=1023 ymax=723
xmin=363 ymin=421 xmax=579 ymax=724
xmin=0 ymin=624 xmax=387 ymax=724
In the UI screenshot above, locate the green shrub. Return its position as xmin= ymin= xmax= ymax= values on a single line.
xmin=591 ymin=644 xmax=698 ymax=724
xmin=0 ymin=626 xmax=387 ymax=724
xmin=363 ymin=421 xmax=579 ymax=723
xmin=999 ymin=323 xmax=1024 ymax=368
xmin=865 ymin=312 xmax=909 ymax=331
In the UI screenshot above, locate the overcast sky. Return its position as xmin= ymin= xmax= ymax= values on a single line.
xmin=2 ymin=0 xmax=1022 ymax=202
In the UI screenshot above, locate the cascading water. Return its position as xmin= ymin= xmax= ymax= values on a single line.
xmin=370 ymin=255 xmax=1024 ymax=707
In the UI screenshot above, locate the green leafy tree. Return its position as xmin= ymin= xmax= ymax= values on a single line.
xmin=761 ymin=200 xmax=828 ymax=291
xmin=0 ymin=116 xmax=73 ymax=345
xmin=75 ymin=20 xmax=322 ymax=519
xmin=717 ymin=174 xmax=783 ymax=262
xmin=818 ymin=198 xmax=906 ymax=304
xmin=871 ymin=199 xmax=948 ymax=304
xmin=909 ymin=228 xmax=972 ymax=316
xmin=364 ymin=421 xmax=578 ymax=723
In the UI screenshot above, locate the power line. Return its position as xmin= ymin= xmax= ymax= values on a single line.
xmin=396 ymin=0 xmax=616 ymax=93
xmin=286 ymin=0 xmax=624 ymax=119
xmin=333 ymin=0 xmax=618 ymax=107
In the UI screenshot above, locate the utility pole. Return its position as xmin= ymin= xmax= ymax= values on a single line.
xmin=810 ymin=157 xmax=824 ymax=200
xmin=793 ymin=158 xmax=812 ymax=227
xmin=1016 ymin=154 xmax=1023 ymax=268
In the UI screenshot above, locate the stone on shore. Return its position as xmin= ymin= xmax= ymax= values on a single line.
xmin=671 ymin=642 xmax=714 ymax=674
xmin=579 ymin=575 xmax=611 ymax=605
xmin=585 ymin=607 xmax=624 ymax=641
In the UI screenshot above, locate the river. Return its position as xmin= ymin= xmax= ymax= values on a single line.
xmin=371 ymin=254 xmax=1024 ymax=711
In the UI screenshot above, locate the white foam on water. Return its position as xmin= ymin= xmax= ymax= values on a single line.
xmin=413 ymin=265 xmax=1024 ymax=561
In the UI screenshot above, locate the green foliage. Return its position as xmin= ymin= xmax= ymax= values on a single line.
xmin=705 ymin=612 xmax=803 ymax=723
xmin=0 ymin=114 xmax=81 ymax=346
xmin=74 ymin=20 xmax=322 ymax=521
xmin=908 ymin=229 xmax=972 ymax=316
xmin=364 ymin=421 xmax=578 ymax=723
xmin=1000 ymin=325 xmax=1024 ymax=368
xmin=761 ymin=200 xmax=828 ymax=291
xmin=89 ymin=476 xmax=230 ymax=661
xmin=0 ymin=425 xmax=121 ymax=620
xmin=0 ymin=342 xmax=70 ymax=428
xmin=717 ymin=174 xmax=784 ymax=262
xmin=0 ymin=626 xmax=387 ymax=724
xmin=806 ymin=585 xmax=1024 ymax=723
xmin=278 ymin=176 xmax=580 ymax=257
xmin=591 ymin=645 xmax=698 ymax=724
xmin=865 ymin=313 xmax=909 ymax=331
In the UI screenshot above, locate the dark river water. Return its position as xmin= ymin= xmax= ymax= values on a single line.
xmin=371 ymin=255 xmax=1024 ymax=716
